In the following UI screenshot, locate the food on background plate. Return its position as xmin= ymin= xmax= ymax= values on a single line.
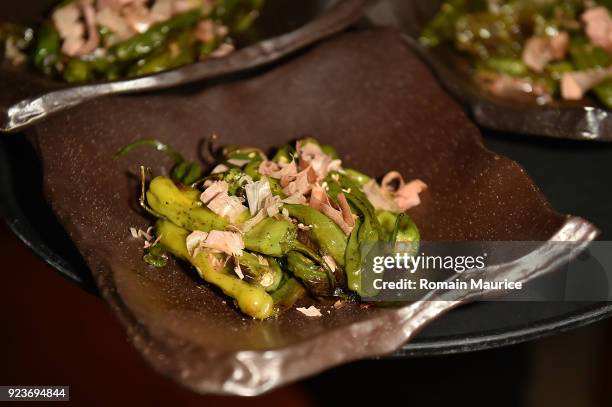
xmin=116 ymin=138 xmax=427 ymax=319
xmin=0 ymin=0 xmax=263 ymax=82
xmin=421 ymin=0 xmax=612 ymax=108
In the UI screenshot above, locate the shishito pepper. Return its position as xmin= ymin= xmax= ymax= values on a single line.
xmin=128 ymin=28 xmax=197 ymax=77
xmin=284 ymin=204 xmax=348 ymax=267
xmin=146 ymin=176 xmax=231 ymax=231
xmin=272 ymin=144 xmax=294 ymax=163
xmin=124 ymin=136 xmax=425 ymax=317
xmin=213 ymin=0 xmax=265 ymax=33
xmin=285 ymin=251 xmax=333 ymax=297
xmin=156 ymin=219 xmax=275 ymax=319
xmin=271 ymin=277 xmax=306 ymax=314
xmin=113 ymin=139 xmax=203 ymax=185
xmin=344 ymin=217 xmax=362 ymax=294
xmin=31 ymin=21 xmax=61 ymax=76
xmin=237 ymin=251 xmax=283 ymax=292
xmin=570 ymin=35 xmax=612 ymax=109
xmin=110 ymin=9 xmax=202 ymax=63
xmin=243 ymin=217 xmax=297 ymax=257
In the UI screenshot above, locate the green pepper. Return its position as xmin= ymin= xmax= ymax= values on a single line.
xmin=213 ymin=0 xmax=265 ymax=33
xmin=478 ymin=57 xmax=528 ymax=77
xmin=172 ymin=161 xmax=204 ymax=185
xmin=420 ymin=0 xmax=487 ymax=47
xmin=156 ymin=219 xmax=274 ymax=319
xmin=243 ymin=217 xmax=297 ymax=257
xmin=143 ymin=243 xmax=169 ymax=268
xmin=284 ymin=204 xmax=347 ymax=267
xmin=128 ymin=28 xmax=196 ymax=77
xmin=326 ymin=176 xmax=383 ymax=242
xmin=110 ymin=9 xmax=202 ymax=63
xmin=271 ymin=277 xmax=306 ymax=315
xmin=32 ymin=21 xmax=61 ymax=76
xmin=238 ymin=251 xmax=283 ymax=292
xmin=63 ymin=59 xmax=93 ymax=83
xmin=62 ymin=52 xmax=115 ymax=83
xmin=343 ymin=168 xmax=371 ymax=187
xmin=285 ymin=251 xmax=333 ymax=297
xmin=344 ymin=217 xmax=362 ymax=294
xmin=243 ymin=160 xmax=263 ymax=180
xmin=325 ymin=172 xmax=372 ymax=212
xmin=114 ymin=139 xmax=203 ymax=185
xmin=272 ymin=144 xmax=294 ymax=163
xmin=211 ymin=167 xmax=247 ymax=195
xmin=376 ymin=210 xmax=420 ymax=244
xmin=268 ymin=177 xmax=284 ymax=197
xmin=223 ymin=145 xmax=266 ymax=162
xmin=546 ymin=61 xmax=574 ymax=82
xmin=455 ymin=11 xmax=523 ymax=59
xmin=199 ymin=36 xmax=220 ymax=58
xmin=391 ymin=213 xmax=420 ymax=245
xmin=570 ymin=35 xmax=612 ymax=108
xmin=376 ymin=210 xmax=397 ymax=241
xmin=146 ymin=176 xmax=231 ymax=231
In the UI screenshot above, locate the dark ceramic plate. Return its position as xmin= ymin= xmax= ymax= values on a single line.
xmin=2 ymin=132 xmax=612 ymax=359
xmin=0 ymin=0 xmax=370 ymax=132
xmin=366 ymin=0 xmax=612 ymax=142
xmin=2 ymin=28 xmax=600 ymax=395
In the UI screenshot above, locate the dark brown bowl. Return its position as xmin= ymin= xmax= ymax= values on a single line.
xmin=28 ymin=28 xmax=597 ymax=395
xmin=0 ymin=0 xmax=370 ymax=132
xmin=366 ymin=0 xmax=612 ymax=142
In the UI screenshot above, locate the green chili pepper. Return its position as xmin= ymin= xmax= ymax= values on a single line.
xmin=114 ymin=138 xmax=184 ymax=162
xmin=376 ymin=210 xmax=397 ymax=241
xmin=344 ymin=217 xmax=362 ymax=294
xmin=284 ymin=204 xmax=347 ymax=267
xmin=478 ymin=57 xmax=529 ymax=77
xmin=199 ymin=37 xmax=220 ymax=58
xmin=110 ymin=9 xmax=202 ymax=63
xmin=128 ymin=28 xmax=196 ymax=77
xmin=238 ymin=251 xmax=283 ymax=292
xmin=272 ymin=144 xmax=294 ymax=163
xmin=321 ymin=144 xmax=339 ymax=160
xmin=343 ymin=168 xmax=371 ymax=187
xmin=243 ymin=160 xmax=262 ymax=180
xmin=210 ymin=167 xmax=247 ymax=195
xmin=146 ymin=176 xmax=231 ymax=231
xmin=114 ymin=139 xmax=203 ymax=185
xmin=420 ymin=0 xmax=484 ymax=47
xmin=285 ymin=251 xmax=333 ymax=297
xmin=326 ymin=172 xmax=372 ymax=210
xmin=32 ymin=21 xmax=61 ymax=76
xmin=570 ymin=35 xmax=612 ymax=108
xmin=143 ymin=243 xmax=169 ymax=268
xmin=172 ymin=161 xmax=204 ymax=185
xmin=454 ymin=11 xmax=523 ymax=59
xmin=391 ymin=213 xmax=420 ymax=245
xmin=271 ymin=276 xmax=306 ymax=315
xmin=243 ymin=217 xmax=297 ymax=257
xmin=268 ymin=177 xmax=284 ymax=197
xmin=63 ymin=59 xmax=93 ymax=83
xmin=213 ymin=0 xmax=265 ymax=33
xmin=156 ymin=219 xmax=274 ymax=319
xmin=63 ymin=53 xmax=115 ymax=83
xmin=223 ymin=145 xmax=266 ymax=162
